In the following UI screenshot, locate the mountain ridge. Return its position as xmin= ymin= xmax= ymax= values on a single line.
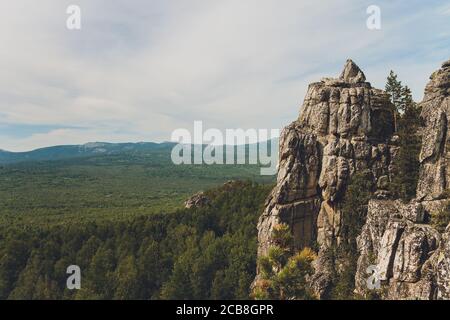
xmin=0 ymin=139 xmax=280 ymax=164
xmin=0 ymin=141 xmax=177 ymax=164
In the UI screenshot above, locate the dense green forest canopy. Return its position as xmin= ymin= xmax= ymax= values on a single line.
xmin=0 ymin=181 xmax=273 ymax=299
xmin=0 ymin=151 xmax=273 ymax=226
xmin=0 ymin=145 xmax=275 ymax=299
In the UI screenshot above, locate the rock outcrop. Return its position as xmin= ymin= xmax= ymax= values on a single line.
xmin=355 ymin=59 xmax=450 ymax=299
xmin=184 ymin=192 xmax=210 ymax=209
xmin=355 ymin=199 xmax=442 ymax=299
xmin=416 ymin=59 xmax=450 ymax=200
xmin=256 ymin=59 xmax=398 ymax=295
xmin=256 ymin=58 xmax=450 ymax=299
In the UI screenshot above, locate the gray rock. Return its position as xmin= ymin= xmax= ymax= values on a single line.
xmin=256 ymin=60 xmax=396 ymax=297
xmin=377 ymin=220 xmax=405 ymax=281
xmin=398 ymin=201 xmax=425 ymax=223
xmin=256 ymin=58 xmax=450 ymax=300
xmin=377 ymin=175 xmax=389 ymax=190
xmin=416 ymin=60 xmax=450 ymax=200
xmin=339 ymin=59 xmax=367 ymax=83
xmin=353 ymin=60 xmax=450 ymax=299
xmin=184 ymin=192 xmax=210 ymax=209
xmin=355 ymin=199 xmax=442 ymax=299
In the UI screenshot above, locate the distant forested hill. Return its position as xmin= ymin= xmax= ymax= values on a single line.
xmin=0 ymin=142 xmax=176 ymax=164
xmin=0 ymin=139 xmax=278 ymax=165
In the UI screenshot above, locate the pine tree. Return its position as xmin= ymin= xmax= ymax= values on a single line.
xmin=391 ymin=102 xmax=422 ymax=200
xmin=341 ymin=171 xmax=375 ymax=255
xmin=399 ymin=85 xmax=413 ymax=114
xmin=114 ymin=255 xmax=140 ymax=299
xmin=385 ymin=70 xmax=403 ymax=109
xmin=7 ymin=252 xmax=43 ymax=299
xmin=253 ymin=224 xmax=316 ymax=300
xmin=330 ymin=171 xmax=375 ymax=299
xmin=384 ymin=71 xmax=422 ymax=200
xmin=86 ymin=247 xmax=115 ymax=299
xmin=385 ymin=70 xmax=403 ymax=131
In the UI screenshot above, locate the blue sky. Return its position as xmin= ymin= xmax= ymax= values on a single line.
xmin=0 ymin=0 xmax=449 ymax=151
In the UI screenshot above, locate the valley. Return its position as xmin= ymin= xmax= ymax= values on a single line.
xmin=0 ymin=147 xmax=274 ymax=227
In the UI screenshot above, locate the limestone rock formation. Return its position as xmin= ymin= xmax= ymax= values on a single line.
xmin=256 ymin=58 xmax=450 ymax=299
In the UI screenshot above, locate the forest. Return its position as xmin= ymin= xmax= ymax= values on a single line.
xmin=0 ymin=144 xmax=275 ymax=299
xmin=0 ymin=181 xmax=272 ymax=299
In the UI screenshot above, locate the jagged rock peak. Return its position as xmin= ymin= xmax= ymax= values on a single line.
xmin=257 ymin=59 xmax=395 ymax=261
xmin=339 ymin=59 xmax=366 ymax=83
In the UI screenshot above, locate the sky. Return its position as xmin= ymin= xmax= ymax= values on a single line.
xmin=0 ymin=0 xmax=449 ymax=152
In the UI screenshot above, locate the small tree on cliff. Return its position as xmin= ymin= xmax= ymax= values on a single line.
xmin=252 ymin=224 xmax=316 ymax=300
xmin=390 ymin=98 xmax=421 ymax=200
xmin=385 ymin=71 xmax=422 ymax=200
xmin=399 ymin=85 xmax=413 ymax=113
xmin=385 ymin=70 xmax=403 ymax=131
xmin=386 ymin=71 xmax=414 ymax=115
xmin=330 ymin=170 xmax=375 ymax=300
xmin=341 ymin=171 xmax=375 ymax=255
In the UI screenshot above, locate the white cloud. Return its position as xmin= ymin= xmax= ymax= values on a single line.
xmin=440 ymin=4 xmax=450 ymax=15
xmin=0 ymin=0 xmax=448 ymax=151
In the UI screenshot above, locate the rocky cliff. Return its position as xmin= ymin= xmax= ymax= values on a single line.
xmin=355 ymin=59 xmax=450 ymax=299
xmin=256 ymin=59 xmax=450 ymax=299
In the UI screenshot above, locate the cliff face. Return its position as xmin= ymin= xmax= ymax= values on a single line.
xmin=355 ymin=60 xmax=450 ymax=299
xmin=417 ymin=60 xmax=450 ymax=200
xmin=256 ymin=59 xmax=450 ymax=299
